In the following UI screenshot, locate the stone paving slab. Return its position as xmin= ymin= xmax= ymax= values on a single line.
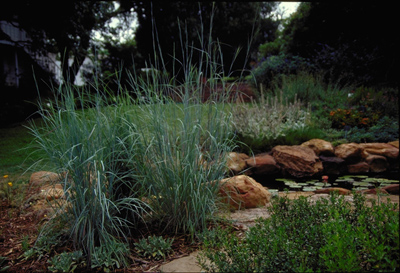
xmin=158 ymin=251 xmax=204 ymax=272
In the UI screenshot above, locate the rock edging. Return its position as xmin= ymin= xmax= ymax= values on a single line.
xmin=227 ymin=139 xmax=399 ymax=177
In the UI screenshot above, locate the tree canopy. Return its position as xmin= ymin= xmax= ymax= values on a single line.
xmin=260 ymin=2 xmax=399 ymax=87
xmin=125 ymin=1 xmax=279 ymax=80
xmin=1 ymin=0 xmax=118 ymax=84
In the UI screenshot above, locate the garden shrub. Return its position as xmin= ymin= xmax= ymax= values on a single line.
xmin=199 ymin=192 xmax=399 ymax=272
xmin=250 ymin=53 xmax=314 ymax=90
xmin=232 ymin=92 xmax=325 ymax=153
xmin=349 ymin=86 xmax=399 ymax=119
xmin=134 ymin=235 xmax=174 ymax=260
xmin=329 ymin=107 xmax=380 ymax=129
xmin=344 ymin=116 xmax=399 ymax=143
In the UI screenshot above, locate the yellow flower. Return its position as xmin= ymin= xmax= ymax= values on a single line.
xmin=8 ymin=182 xmax=13 ymax=187
xmin=3 ymin=175 xmax=8 ymax=178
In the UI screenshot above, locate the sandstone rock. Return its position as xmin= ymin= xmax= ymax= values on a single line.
xmin=388 ymin=140 xmax=399 ymax=149
xmin=382 ymin=184 xmax=399 ymax=194
xmin=365 ymin=154 xmax=388 ymax=173
xmin=319 ymin=155 xmax=347 ymax=175
xmin=313 ymin=187 xmax=352 ymax=195
xmin=334 ymin=143 xmax=368 ymax=163
xmin=359 ymin=143 xmax=399 ymax=159
xmin=307 ymin=193 xmax=355 ymax=204
xmin=245 ymin=153 xmax=279 ymax=174
xmin=29 ymin=171 xmax=61 ymax=187
xmin=39 ymin=183 xmax=65 ymax=201
xmin=347 ymin=162 xmax=370 ymax=174
xmin=271 ymin=145 xmax=323 ymax=177
xmin=226 ymin=152 xmax=249 ymax=174
xmin=219 ymin=175 xmax=272 ymax=210
xmin=301 ymin=139 xmax=334 ymax=156
xmin=278 ymin=191 xmax=315 ymax=200
xmin=358 ymin=188 xmax=389 ymax=195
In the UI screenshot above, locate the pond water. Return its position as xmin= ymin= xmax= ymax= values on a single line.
xmin=253 ymin=171 xmax=400 ymax=192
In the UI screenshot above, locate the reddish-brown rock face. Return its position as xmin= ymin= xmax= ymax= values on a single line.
xmin=245 ymin=153 xmax=279 ymax=174
xmin=313 ymin=187 xmax=352 ymax=195
xmin=359 ymin=143 xmax=399 ymax=159
xmin=29 ymin=171 xmax=61 ymax=187
xmin=219 ymin=175 xmax=272 ymax=209
xmin=226 ymin=152 xmax=249 ymax=174
xmin=301 ymin=139 xmax=334 ymax=156
xmin=334 ymin=143 xmax=368 ymax=163
xmin=271 ymin=145 xmax=323 ymax=178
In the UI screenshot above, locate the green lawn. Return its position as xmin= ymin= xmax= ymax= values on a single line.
xmin=0 ymin=118 xmax=45 ymax=185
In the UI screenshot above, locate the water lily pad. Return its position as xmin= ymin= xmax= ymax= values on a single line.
xmin=355 ymin=187 xmax=369 ymax=191
xmin=297 ymin=183 xmax=308 ymax=186
xmin=268 ymin=189 xmax=279 ymax=196
xmin=377 ymin=179 xmax=399 ymax=184
xmin=339 ymin=175 xmax=367 ymax=179
xmin=302 ymin=187 xmax=317 ymax=192
xmin=386 ymin=180 xmax=400 ymax=183
xmin=353 ymin=182 xmax=373 ymax=187
xmin=351 ymin=175 xmax=369 ymax=178
xmin=314 ymin=182 xmax=326 ymax=187
xmin=289 ymin=185 xmax=302 ymax=191
xmin=276 ymin=178 xmax=296 ymax=182
xmin=335 ymin=179 xmax=349 ymax=183
xmin=362 ymin=178 xmax=379 ymax=183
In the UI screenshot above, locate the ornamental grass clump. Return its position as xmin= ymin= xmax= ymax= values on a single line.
xmin=123 ymin=21 xmax=238 ymax=238
xmin=199 ymin=191 xmax=399 ymax=272
xmin=28 ymin=11 xmax=241 ymax=267
xmin=28 ymin=84 xmax=150 ymax=267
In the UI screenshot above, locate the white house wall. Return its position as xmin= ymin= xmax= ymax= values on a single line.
xmin=1 ymin=20 xmax=91 ymax=86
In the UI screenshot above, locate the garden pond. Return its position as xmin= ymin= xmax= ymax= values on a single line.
xmin=253 ymin=171 xmax=400 ymax=194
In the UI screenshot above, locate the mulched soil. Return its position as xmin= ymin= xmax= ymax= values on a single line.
xmin=2 ymin=184 xmax=399 ymax=272
xmin=0 ymin=205 xmax=200 ymax=272
xmin=0 ymin=186 xmax=200 ymax=272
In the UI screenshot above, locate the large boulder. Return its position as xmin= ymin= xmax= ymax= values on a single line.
xmin=301 ymin=139 xmax=334 ymax=156
xmin=359 ymin=188 xmax=389 ymax=195
xmin=245 ymin=153 xmax=279 ymax=174
xmin=388 ymin=140 xmax=399 ymax=149
xmin=271 ymin=145 xmax=323 ymax=177
xmin=334 ymin=143 xmax=368 ymax=163
xmin=382 ymin=184 xmax=399 ymax=194
xmin=358 ymin=143 xmax=399 ymax=159
xmin=347 ymin=162 xmax=370 ymax=174
xmin=226 ymin=152 xmax=249 ymax=174
xmin=365 ymin=154 xmax=388 ymax=173
xmin=219 ymin=175 xmax=272 ymax=210
xmin=39 ymin=183 xmax=65 ymax=201
xmin=313 ymin=187 xmax=352 ymax=195
xmin=319 ymin=155 xmax=347 ymax=175
xmin=29 ymin=171 xmax=62 ymax=187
